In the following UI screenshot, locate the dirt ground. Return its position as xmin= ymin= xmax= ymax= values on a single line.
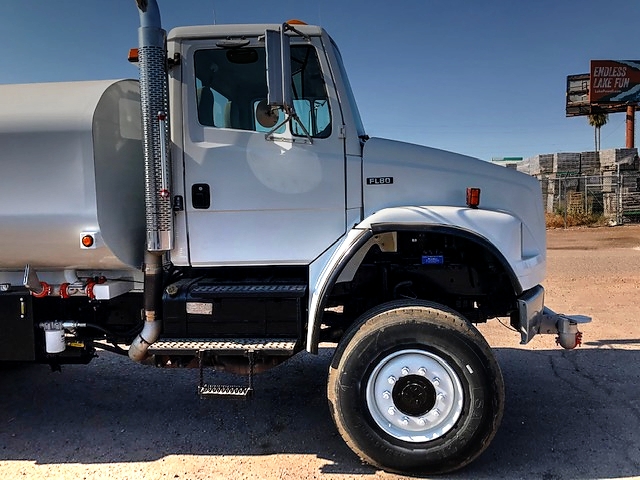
xmin=1 ymin=225 xmax=640 ymax=480
xmin=480 ymin=224 xmax=640 ymax=349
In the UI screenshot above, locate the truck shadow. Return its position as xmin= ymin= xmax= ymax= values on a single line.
xmin=0 ymin=345 xmax=638 ymax=479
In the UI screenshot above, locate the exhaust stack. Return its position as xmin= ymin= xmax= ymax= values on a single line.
xmin=135 ymin=0 xmax=173 ymax=253
xmin=130 ymin=0 xmax=171 ymax=362
xmin=129 ymin=252 xmax=163 ymax=363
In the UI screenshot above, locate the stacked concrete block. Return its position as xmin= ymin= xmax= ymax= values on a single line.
xmin=580 ymin=151 xmax=600 ymax=174
xmin=600 ymin=148 xmax=638 ymax=171
xmin=526 ymin=157 xmax=536 ymax=175
xmin=540 ymin=177 xmax=559 ymax=213
xmin=598 ymin=150 xmax=614 ymax=170
xmin=515 ymin=158 xmax=530 ymax=174
xmin=553 ymin=152 xmax=581 ymax=175
xmin=603 ymin=193 xmax=615 ymax=217
xmin=540 ymin=154 xmax=554 ymax=174
xmin=539 ymin=180 xmax=549 ymax=200
xmin=623 ymin=192 xmax=640 ymax=217
xmin=528 ymin=154 xmax=553 ymax=176
xmin=602 ymin=172 xmax=615 ymax=193
xmin=546 ymin=194 xmax=556 ymax=212
xmin=622 ymin=173 xmax=640 ymax=190
xmin=546 ymin=178 xmax=557 ymax=195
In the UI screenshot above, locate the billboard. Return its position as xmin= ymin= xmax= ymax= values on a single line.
xmin=589 ymin=60 xmax=640 ymax=104
xmin=566 ymin=73 xmax=590 ymax=116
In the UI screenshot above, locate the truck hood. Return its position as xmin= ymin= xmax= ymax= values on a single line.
xmin=362 ymin=137 xmax=546 ymax=258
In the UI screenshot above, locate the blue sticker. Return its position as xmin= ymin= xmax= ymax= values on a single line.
xmin=422 ymin=255 xmax=444 ymax=265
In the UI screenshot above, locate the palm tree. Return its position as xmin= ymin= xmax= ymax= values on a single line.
xmin=587 ymin=113 xmax=608 ymax=151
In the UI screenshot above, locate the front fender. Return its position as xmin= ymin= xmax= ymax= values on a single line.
xmin=306 ymin=205 xmax=545 ymax=353
xmin=361 ymin=206 xmax=545 ymax=288
xmin=307 ymin=228 xmax=373 ymax=353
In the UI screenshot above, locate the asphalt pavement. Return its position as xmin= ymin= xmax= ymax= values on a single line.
xmin=0 ymin=340 xmax=638 ymax=479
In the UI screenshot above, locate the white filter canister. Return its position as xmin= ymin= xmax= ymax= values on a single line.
xmin=44 ymin=327 xmax=66 ymax=354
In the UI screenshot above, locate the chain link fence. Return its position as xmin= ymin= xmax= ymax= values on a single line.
xmin=510 ymin=148 xmax=640 ymax=226
xmin=541 ymin=171 xmax=640 ymax=225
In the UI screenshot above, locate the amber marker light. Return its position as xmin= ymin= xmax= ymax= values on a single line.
xmin=81 ymin=234 xmax=95 ymax=248
xmin=128 ymin=48 xmax=139 ymax=63
xmin=466 ymin=187 xmax=481 ymax=209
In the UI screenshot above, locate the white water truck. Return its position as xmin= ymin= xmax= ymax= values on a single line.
xmin=0 ymin=0 xmax=590 ymax=474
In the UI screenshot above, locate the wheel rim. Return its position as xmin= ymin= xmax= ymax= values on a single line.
xmin=365 ymin=349 xmax=464 ymax=443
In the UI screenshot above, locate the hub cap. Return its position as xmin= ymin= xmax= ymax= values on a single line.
xmin=365 ymin=349 xmax=464 ymax=442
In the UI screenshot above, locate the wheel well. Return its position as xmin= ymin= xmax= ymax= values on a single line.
xmin=321 ymin=228 xmax=519 ymax=340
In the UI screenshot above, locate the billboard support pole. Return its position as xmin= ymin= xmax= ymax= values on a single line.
xmin=626 ymin=105 xmax=635 ymax=148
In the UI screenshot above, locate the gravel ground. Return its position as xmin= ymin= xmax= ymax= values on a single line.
xmin=1 ymin=225 xmax=639 ymax=480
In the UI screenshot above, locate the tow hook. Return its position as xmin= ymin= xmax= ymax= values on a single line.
xmin=556 ymin=317 xmax=583 ymax=349
xmin=540 ymin=308 xmax=591 ymax=350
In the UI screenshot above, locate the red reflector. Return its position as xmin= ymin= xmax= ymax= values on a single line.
xmin=81 ymin=235 xmax=94 ymax=248
xmin=466 ymin=188 xmax=481 ymax=208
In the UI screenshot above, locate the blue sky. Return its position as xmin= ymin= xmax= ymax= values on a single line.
xmin=1 ymin=0 xmax=638 ymax=160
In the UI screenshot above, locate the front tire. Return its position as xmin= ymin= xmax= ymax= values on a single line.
xmin=327 ymin=301 xmax=504 ymax=474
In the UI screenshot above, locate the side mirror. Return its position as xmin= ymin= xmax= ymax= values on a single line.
xmin=266 ymin=27 xmax=292 ymax=111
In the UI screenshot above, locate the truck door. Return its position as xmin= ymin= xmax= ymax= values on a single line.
xmin=180 ymin=37 xmax=346 ymax=266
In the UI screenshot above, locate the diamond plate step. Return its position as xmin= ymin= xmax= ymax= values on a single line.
xmin=198 ymin=384 xmax=253 ymax=399
xmin=190 ymin=284 xmax=306 ymax=298
xmin=148 ymin=338 xmax=297 ymax=356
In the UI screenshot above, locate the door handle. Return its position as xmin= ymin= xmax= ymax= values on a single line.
xmin=192 ymin=183 xmax=211 ymax=209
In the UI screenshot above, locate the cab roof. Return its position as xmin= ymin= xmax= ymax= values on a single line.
xmin=168 ymin=24 xmax=325 ymax=42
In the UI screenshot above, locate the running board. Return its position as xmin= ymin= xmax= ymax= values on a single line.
xmin=148 ymin=338 xmax=297 ymax=356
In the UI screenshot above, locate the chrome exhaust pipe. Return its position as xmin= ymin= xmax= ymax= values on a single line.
xmin=135 ymin=0 xmax=173 ymax=253
xmin=130 ymin=0 xmax=170 ymax=362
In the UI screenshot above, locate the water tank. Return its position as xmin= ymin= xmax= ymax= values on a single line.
xmin=0 ymin=79 xmax=144 ymax=270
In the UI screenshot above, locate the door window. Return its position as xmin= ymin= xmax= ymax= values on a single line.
xmin=194 ymin=44 xmax=332 ymax=138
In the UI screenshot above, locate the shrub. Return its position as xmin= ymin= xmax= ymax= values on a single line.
xmin=545 ymin=212 xmax=608 ymax=229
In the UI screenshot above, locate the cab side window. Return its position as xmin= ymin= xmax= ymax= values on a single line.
xmin=194 ymin=44 xmax=331 ymax=138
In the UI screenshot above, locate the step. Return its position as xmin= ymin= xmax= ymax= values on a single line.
xmin=148 ymin=338 xmax=298 ymax=356
xmin=190 ymin=284 xmax=307 ymax=298
xmin=198 ymin=383 xmax=253 ymax=399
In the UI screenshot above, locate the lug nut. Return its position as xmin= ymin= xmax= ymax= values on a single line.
xmin=388 ymin=406 xmax=396 ymax=415
xmin=388 ymin=375 xmax=396 ymax=385
xmin=432 ymin=377 xmax=441 ymax=386
xmin=401 ymin=366 xmax=410 ymax=376
xmin=400 ymin=416 xmax=409 ymax=426
xmin=418 ymin=367 xmax=427 ymax=376
xmin=417 ymin=417 xmax=426 ymax=426
xmin=382 ymin=390 xmax=391 ymax=400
